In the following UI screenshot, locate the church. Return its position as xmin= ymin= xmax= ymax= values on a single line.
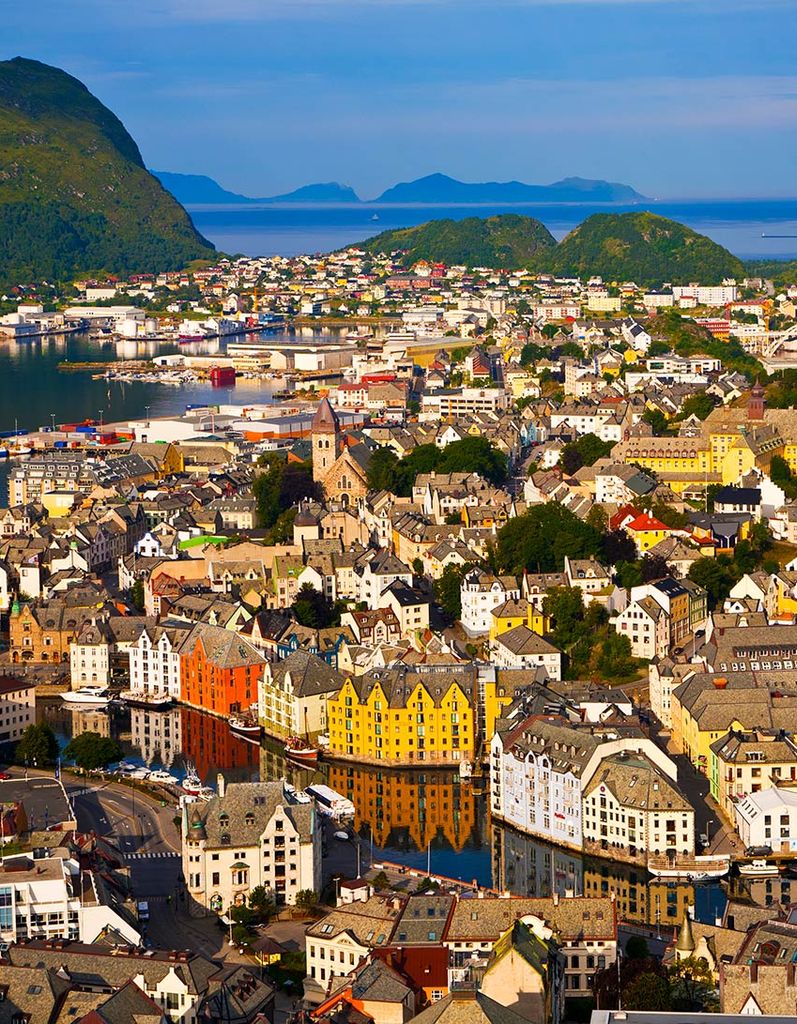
xmin=311 ymin=397 xmax=372 ymax=503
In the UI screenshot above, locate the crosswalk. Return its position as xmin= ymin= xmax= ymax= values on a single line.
xmin=127 ymin=851 xmax=181 ymax=860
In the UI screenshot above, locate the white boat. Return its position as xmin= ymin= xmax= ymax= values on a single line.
xmin=229 ymin=715 xmax=262 ymax=737
xmin=128 ymin=767 xmax=151 ymax=781
xmin=61 ymin=686 xmax=111 ymax=707
xmin=647 ymin=854 xmax=730 ymax=880
xmin=148 ymin=769 xmax=179 ymax=786
xmin=306 ymin=783 xmax=355 ymax=820
xmin=182 ymin=763 xmax=203 ymax=795
xmin=739 ymin=858 xmax=779 ymax=877
xmin=118 ymin=689 xmax=172 ymax=709
xmin=284 ymin=782 xmax=312 ymax=804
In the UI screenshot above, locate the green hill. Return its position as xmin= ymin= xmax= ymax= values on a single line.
xmin=548 ymin=211 xmax=744 ymax=285
xmin=359 ymin=214 xmax=556 ymax=268
xmin=0 ymin=57 xmax=214 ymax=285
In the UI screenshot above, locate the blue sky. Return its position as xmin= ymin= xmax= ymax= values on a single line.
xmin=5 ymin=0 xmax=797 ymax=199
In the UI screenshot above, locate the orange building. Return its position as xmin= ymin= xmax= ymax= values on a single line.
xmin=179 ymin=622 xmax=265 ymax=717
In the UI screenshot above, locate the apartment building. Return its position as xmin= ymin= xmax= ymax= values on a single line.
xmin=461 ymin=570 xmax=520 ymax=636
xmin=129 ymin=623 xmax=191 ymax=700
xmin=0 ymin=674 xmax=35 ymax=744
xmin=735 ymin=788 xmax=797 ymax=852
xmin=0 ymin=853 xmax=140 ymax=946
xmin=419 ymin=387 xmax=509 ymax=422
xmin=182 ymin=778 xmax=321 ymax=914
xmin=257 ymin=649 xmax=343 ymax=740
xmin=710 ymin=729 xmax=797 ymax=822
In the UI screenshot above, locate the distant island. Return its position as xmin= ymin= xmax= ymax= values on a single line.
xmin=356 ymin=211 xmax=744 ymax=285
xmin=0 ymin=57 xmax=213 ymax=285
xmin=153 ymin=170 xmax=647 ymax=206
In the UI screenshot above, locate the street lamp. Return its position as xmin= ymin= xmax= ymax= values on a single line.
xmin=99 ymin=409 xmax=104 ymax=429
xmin=706 ymin=819 xmax=714 ymax=847
xmin=50 ymin=413 xmax=55 ymax=432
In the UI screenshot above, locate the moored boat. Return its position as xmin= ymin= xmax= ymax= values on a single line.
xmin=61 ymin=686 xmax=111 ymax=707
xmin=118 ymin=689 xmax=172 ymax=709
xmin=182 ymin=762 xmax=203 ymax=795
xmin=284 ymin=736 xmax=319 ymax=765
xmin=647 ymin=853 xmax=730 ymax=879
xmin=739 ymin=858 xmax=779 ymax=877
xmin=148 ymin=769 xmax=179 ymax=786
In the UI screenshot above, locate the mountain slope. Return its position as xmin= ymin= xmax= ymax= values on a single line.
xmin=374 ymin=172 xmax=646 ymax=204
xmin=359 ymin=214 xmax=556 ymax=267
xmin=549 ymin=211 xmax=744 ymax=285
xmin=0 ymin=57 xmax=214 ymax=284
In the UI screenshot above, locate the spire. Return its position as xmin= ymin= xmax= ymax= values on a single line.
xmin=676 ymin=912 xmax=695 ymax=954
xmin=311 ymin=396 xmax=340 ymax=435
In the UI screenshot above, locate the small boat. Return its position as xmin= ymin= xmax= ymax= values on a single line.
xmin=118 ymin=689 xmax=172 ymax=710
xmin=284 ymin=736 xmax=319 ymax=765
xmin=182 ymin=764 xmax=203 ymax=795
xmin=0 ymin=449 xmax=8 ymax=459
xmin=229 ymin=715 xmax=262 ymax=738
xmin=371 ymin=213 xmax=380 ymax=221
xmin=148 ymin=769 xmax=179 ymax=786
xmin=61 ymin=686 xmax=111 ymax=707
xmin=647 ymin=854 xmax=730 ymax=879
xmin=284 ymin=782 xmax=312 ymax=804
xmin=739 ymin=858 xmax=779 ymax=877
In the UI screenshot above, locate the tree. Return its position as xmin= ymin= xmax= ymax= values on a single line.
xmin=642 ymin=408 xmax=670 ymax=436
xmin=641 ymin=554 xmax=669 ymax=582
xmin=128 ymin=579 xmax=145 ymax=612
xmin=615 ymin=559 xmax=643 ymax=589
xmin=668 ymin=956 xmax=718 ymax=1012
xmin=601 ymin=529 xmax=637 ymax=566
xmin=249 ymin=886 xmax=276 ymax=920
xmin=292 ymin=583 xmax=340 ymax=628
xmin=63 ymin=732 xmax=122 ymax=772
xmin=366 ymin=446 xmax=399 ymax=492
xmin=596 ymin=632 xmax=637 ymax=678
xmin=15 ymin=723 xmax=59 ymax=767
xmin=561 ymin=433 xmax=614 ymax=475
xmin=688 ymin=557 xmax=735 ymax=610
xmin=434 ymin=563 xmax=471 ymax=621
xmin=679 ymin=393 xmax=716 ymax=420
xmin=625 ymin=936 xmax=650 ymax=960
xmin=497 ymin=504 xmax=601 ymax=575
xmin=372 ymin=870 xmax=391 ymax=891
xmin=622 ymin=972 xmax=672 ymax=1011
xmin=232 ymin=924 xmax=252 ymax=947
xmin=437 ymin=437 xmax=508 ymax=485
xmin=295 ymin=889 xmax=317 ymax=912
xmin=253 ymin=456 xmax=320 ymax=529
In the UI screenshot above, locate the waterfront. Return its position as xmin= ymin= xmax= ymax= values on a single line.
xmin=36 ymin=696 xmax=766 ymax=925
xmin=188 ymin=197 xmax=797 ymax=261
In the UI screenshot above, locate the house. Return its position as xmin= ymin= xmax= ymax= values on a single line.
xmin=182 ymin=777 xmax=321 ymax=913
xmin=0 ymin=674 xmax=35 ymax=744
xmin=460 ymin=571 xmax=520 ymax=636
xmin=709 ymin=728 xmax=797 ymax=822
xmin=613 ymin=596 xmax=669 ymax=659
xmin=179 ymin=623 xmax=265 ymax=717
xmin=735 ymin=787 xmax=797 ymax=852
xmin=258 ymin=649 xmax=344 ymax=740
xmin=491 ymin=626 xmax=562 ymax=679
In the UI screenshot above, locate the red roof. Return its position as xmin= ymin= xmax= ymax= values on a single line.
xmin=626 ymin=512 xmax=669 ymax=533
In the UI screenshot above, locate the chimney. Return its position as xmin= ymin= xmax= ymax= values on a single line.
xmin=217 ymin=773 xmax=226 ymax=798
xmin=713 ymin=677 xmax=728 ymax=690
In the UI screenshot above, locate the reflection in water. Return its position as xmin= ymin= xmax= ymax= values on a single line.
xmin=492 ymin=817 xmax=725 ymax=929
xmin=35 ymin=700 xmax=779 ymax=917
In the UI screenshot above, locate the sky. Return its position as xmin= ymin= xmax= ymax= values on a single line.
xmin=5 ymin=0 xmax=797 ymax=199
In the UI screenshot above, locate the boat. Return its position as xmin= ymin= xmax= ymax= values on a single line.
xmin=61 ymin=686 xmax=111 ymax=707
xmin=305 ymin=783 xmax=355 ymax=820
xmin=177 ymin=334 xmax=204 ymax=343
xmin=739 ymin=858 xmax=779 ymax=877
xmin=283 ymin=782 xmax=312 ymax=804
xmin=148 ymin=769 xmax=179 ymax=786
xmin=371 ymin=213 xmax=380 ymax=221
xmin=647 ymin=854 xmax=730 ymax=880
xmin=128 ymin=767 xmax=151 ymax=781
xmin=118 ymin=689 xmax=172 ymax=710
xmin=182 ymin=763 xmax=203 ymax=795
xmin=229 ymin=714 xmax=262 ymax=738
xmin=0 ymin=449 xmax=8 ymax=459
xmin=284 ymin=736 xmax=320 ymax=765
xmin=197 ymin=786 xmax=215 ymax=801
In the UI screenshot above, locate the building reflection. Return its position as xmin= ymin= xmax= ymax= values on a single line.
xmin=41 ymin=701 xmax=112 ymax=740
xmin=492 ymin=818 xmax=695 ymax=929
xmin=130 ymin=707 xmax=182 ymax=768
xmin=727 ymin=873 xmax=796 ymax=910
xmin=178 ymin=706 xmax=259 ymax=783
xmin=326 ymin=763 xmax=478 ymax=853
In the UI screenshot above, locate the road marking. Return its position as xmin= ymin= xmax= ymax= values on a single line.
xmin=127 ymin=852 xmax=181 ymax=860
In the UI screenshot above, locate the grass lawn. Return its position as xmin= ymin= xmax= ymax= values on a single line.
xmin=770 ymin=540 xmax=797 ymax=567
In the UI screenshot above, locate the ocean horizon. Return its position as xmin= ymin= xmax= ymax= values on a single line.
xmin=187 ymin=196 xmax=797 ymax=263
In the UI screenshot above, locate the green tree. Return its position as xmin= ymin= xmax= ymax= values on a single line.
xmin=436 ymin=437 xmax=508 ymax=485
xmin=679 ymin=393 xmax=716 ymax=420
xmin=372 ymin=870 xmax=391 ymax=891
xmin=688 ymin=557 xmax=735 ymax=610
xmin=248 ymin=886 xmax=276 ymax=920
xmin=292 ymin=583 xmax=341 ymax=628
xmin=668 ymin=956 xmax=718 ymax=1012
xmin=232 ymin=924 xmax=252 ymax=947
xmin=601 ymin=529 xmax=637 ymax=565
xmin=497 ymin=504 xmax=602 ymax=575
xmin=63 ymin=732 xmax=122 ymax=771
xmin=366 ymin=446 xmax=400 ymax=492
xmin=561 ymin=433 xmax=614 ymax=474
xmin=596 ymin=632 xmax=637 ymax=678
xmin=295 ymin=889 xmax=318 ymax=912
xmin=622 ymin=972 xmax=672 ymax=1012
xmin=642 ymin=408 xmax=670 ymax=436
xmin=15 ymin=723 xmax=59 ymax=767
xmin=625 ymin=936 xmax=650 ymax=960
xmin=434 ymin=563 xmax=471 ymax=621
xmin=128 ymin=579 xmax=145 ymax=612
xmin=253 ymin=456 xmax=320 ymax=529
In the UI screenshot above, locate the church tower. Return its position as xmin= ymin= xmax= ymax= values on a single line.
xmin=311 ymin=397 xmax=342 ymax=482
xmin=748 ymin=379 xmax=765 ymax=421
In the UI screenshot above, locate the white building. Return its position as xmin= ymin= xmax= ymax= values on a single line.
xmin=613 ymin=596 xmax=669 ymax=660
xmin=461 ymin=571 xmax=520 ymax=636
xmin=128 ymin=625 xmax=188 ymax=700
xmin=182 ymin=778 xmax=321 ymax=915
xmin=736 ymin=788 xmax=797 ymax=853
xmin=420 ymin=387 xmax=509 ymax=422
xmin=491 ymin=627 xmax=563 ymax=680
xmin=0 ymin=675 xmax=35 ymax=744
xmin=304 ymin=894 xmax=401 ymax=992
xmin=0 ymin=854 xmax=140 ymax=946
xmin=70 ymin=620 xmax=111 ymax=687
xmin=130 ymin=706 xmax=182 ymax=768
xmin=582 ymin=752 xmax=695 ymax=861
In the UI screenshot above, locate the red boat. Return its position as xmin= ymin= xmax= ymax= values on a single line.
xmin=284 ymin=737 xmax=319 ymax=765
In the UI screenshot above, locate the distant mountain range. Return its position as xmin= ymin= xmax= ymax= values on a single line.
xmin=153 ymin=170 xmax=647 ymax=206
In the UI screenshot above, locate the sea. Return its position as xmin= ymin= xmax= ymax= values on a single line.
xmin=187 ymin=197 xmax=797 ymax=261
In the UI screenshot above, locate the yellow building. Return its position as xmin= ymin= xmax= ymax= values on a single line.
xmin=326 ymin=668 xmax=478 ymax=765
xmin=489 ymin=598 xmax=550 ymax=646
xmin=710 ymin=729 xmax=797 ymax=823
